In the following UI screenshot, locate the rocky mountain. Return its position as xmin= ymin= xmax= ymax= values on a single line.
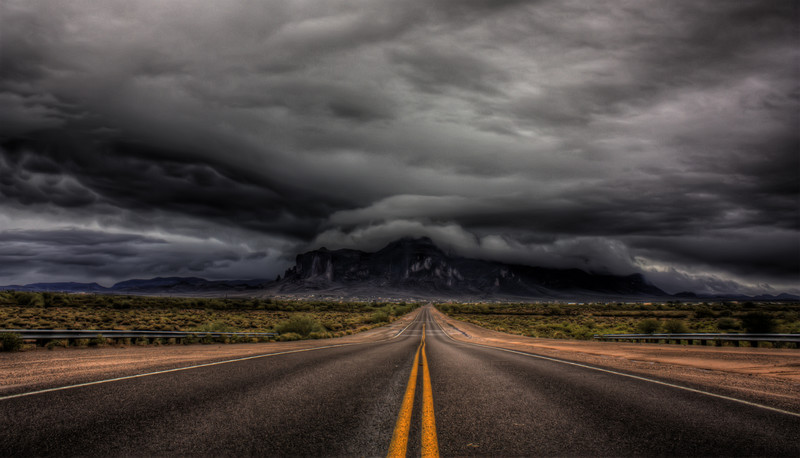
xmin=276 ymin=237 xmax=669 ymax=300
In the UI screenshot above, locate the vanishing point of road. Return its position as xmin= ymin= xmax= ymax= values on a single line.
xmin=2 ymin=306 xmax=799 ymax=456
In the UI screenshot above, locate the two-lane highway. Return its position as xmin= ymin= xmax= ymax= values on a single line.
xmin=2 ymin=306 xmax=799 ymax=456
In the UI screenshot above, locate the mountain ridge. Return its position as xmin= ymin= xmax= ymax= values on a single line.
xmin=276 ymin=237 xmax=668 ymax=300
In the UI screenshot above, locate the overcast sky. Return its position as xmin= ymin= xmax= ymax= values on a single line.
xmin=1 ymin=0 xmax=798 ymax=295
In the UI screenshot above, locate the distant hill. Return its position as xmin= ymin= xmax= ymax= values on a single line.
xmin=274 ymin=237 xmax=670 ymax=300
xmin=1 ymin=282 xmax=109 ymax=293
xmin=0 ymin=277 xmax=270 ymax=294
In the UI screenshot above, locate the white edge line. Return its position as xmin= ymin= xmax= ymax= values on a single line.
xmin=2 ymin=311 xmax=425 ymax=402
xmin=429 ymin=311 xmax=800 ymax=419
xmin=0 ymin=343 xmax=357 ymax=402
xmin=392 ymin=317 xmax=417 ymax=339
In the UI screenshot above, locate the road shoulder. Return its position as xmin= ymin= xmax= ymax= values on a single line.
xmin=431 ymin=307 xmax=800 ymax=414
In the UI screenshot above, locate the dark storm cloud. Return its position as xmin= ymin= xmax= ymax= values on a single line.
xmin=390 ymin=47 xmax=510 ymax=95
xmin=0 ymin=137 xmax=333 ymax=239
xmin=0 ymin=0 xmax=797 ymax=293
xmin=0 ymin=227 xmax=283 ymax=286
xmin=628 ymin=230 xmax=800 ymax=280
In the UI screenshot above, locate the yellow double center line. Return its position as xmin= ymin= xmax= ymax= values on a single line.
xmin=387 ymin=323 xmax=439 ymax=458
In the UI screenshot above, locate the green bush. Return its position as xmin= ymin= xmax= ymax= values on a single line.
xmin=278 ymin=332 xmax=302 ymax=341
xmin=664 ymin=320 xmax=688 ymax=334
xmin=72 ymin=338 xmax=90 ymax=347
xmin=275 ymin=314 xmax=324 ymax=336
xmin=90 ymin=333 xmax=108 ymax=346
xmin=45 ymin=339 xmax=68 ymax=350
xmin=694 ymin=306 xmax=715 ymax=319
xmin=637 ymin=319 xmax=661 ymax=334
xmin=0 ymin=332 xmax=23 ymax=351
xmin=717 ymin=317 xmax=740 ymax=331
xmin=741 ymin=311 xmax=775 ymax=333
xmin=182 ymin=335 xmax=199 ymax=345
xmin=371 ymin=310 xmax=390 ymax=324
xmin=195 ymin=321 xmax=237 ymax=333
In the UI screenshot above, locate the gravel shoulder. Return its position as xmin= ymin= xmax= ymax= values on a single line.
xmin=431 ymin=307 xmax=800 ymax=413
xmin=0 ymin=308 xmax=421 ymax=397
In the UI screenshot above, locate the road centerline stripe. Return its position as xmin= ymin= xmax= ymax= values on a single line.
xmin=421 ymin=338 xmax=439 ymax=457
xmin=387 ymin=338 xmax=423 ymax=457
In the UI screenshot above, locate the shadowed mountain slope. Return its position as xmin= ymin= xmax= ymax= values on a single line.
xmin=276 ymin=237 xmax=668 ymax=300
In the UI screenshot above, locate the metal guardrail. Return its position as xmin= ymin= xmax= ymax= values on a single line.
xmin=1 ymin=329 xmax=277 ymax=341
xmin=594 ymin=333 xmax=800 ymax=347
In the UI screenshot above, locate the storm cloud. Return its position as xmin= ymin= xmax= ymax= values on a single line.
xmin=1 ymin=0 xmax=797 ymax=294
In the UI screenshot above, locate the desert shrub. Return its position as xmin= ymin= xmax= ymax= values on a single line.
xmin=89 ymin=333 xmax=108 ymax=346
xmin=571 ymin=326 xmax=595 ymax=340
xmin=112 ymin=300 xmax=132 ymax=310
xmin=21 ymin=293 xmax=46 ymax=307
xmin=637 ymin=319 xmax=661 ymax=334
xmin=741 ymin=311 xmax=775 ymax=333
xmin=182 ymin=335 xmax=199 ymax=345
xmin=45 ymin=339 xmax=68 ymax=350
xmin=275 ymin=314 xmax=324 ymax=336
xmin=663 ymin=320 xmax=688 ymax=334
xmin=72 ymin=338 xmax=90 ymax=347
xmin=693 ymin=306 xmax=715 ymax=319
xmin=371 ymin=310 xmax=390 ymax=324
xmin=0 ymin=332 xmax=23 ymax=351
xmin=278 ymin=332 xmax=302 ymax=341
xmin=196 ymin=321 xmax=237 ymax=333
xmin=322 ymin=320 xmax=343 ymax=331
xmin=717 ymin=317 xmax=740 ymax=331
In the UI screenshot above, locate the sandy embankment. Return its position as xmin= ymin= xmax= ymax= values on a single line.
xmin=430 ymin=307 xmax=800 ymax=413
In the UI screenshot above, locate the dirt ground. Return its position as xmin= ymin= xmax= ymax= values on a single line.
xmin=431 ymin=307 xmax=800 ymax=413
xmin=3 ymin=306 xmax=799 ymax=414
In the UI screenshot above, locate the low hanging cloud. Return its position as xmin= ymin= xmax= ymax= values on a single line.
xmin=0 ymin=0 xmax=797 ymax=294
xmin=0 ymin=227 xmax=288 ymax=286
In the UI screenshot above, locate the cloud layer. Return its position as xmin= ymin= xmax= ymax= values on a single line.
xmin=1 ymin=0 xmax=797 ymax=293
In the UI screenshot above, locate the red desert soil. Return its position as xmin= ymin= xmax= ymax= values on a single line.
xmin=430 ymin=307 xmax=800 ymax=413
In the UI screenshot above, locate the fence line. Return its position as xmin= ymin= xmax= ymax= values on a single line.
xmin=2 ymin=329 xmax=277 ymax=342
xmin=594 ymin=332 xmax=799 ymax=347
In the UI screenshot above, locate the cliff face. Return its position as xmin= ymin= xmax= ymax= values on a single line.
xmin=279 ymin=237 xmax=667 ymax=299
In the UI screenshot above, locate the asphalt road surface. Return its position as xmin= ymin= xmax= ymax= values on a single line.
xmin=2 ymin=306 xmax=799 ymax=456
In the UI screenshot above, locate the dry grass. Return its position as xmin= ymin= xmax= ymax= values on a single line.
xmin=0 ymin=291 xmax=420 ymax=345
xmin=437 ymin=301 xmax=800 ymax=341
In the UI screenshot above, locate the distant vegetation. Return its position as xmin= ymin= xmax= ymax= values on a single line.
xmin=437 ymin=301 xmax=800 ymax=343
xmin=0 ymin=291 xmax=419 ymax=350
